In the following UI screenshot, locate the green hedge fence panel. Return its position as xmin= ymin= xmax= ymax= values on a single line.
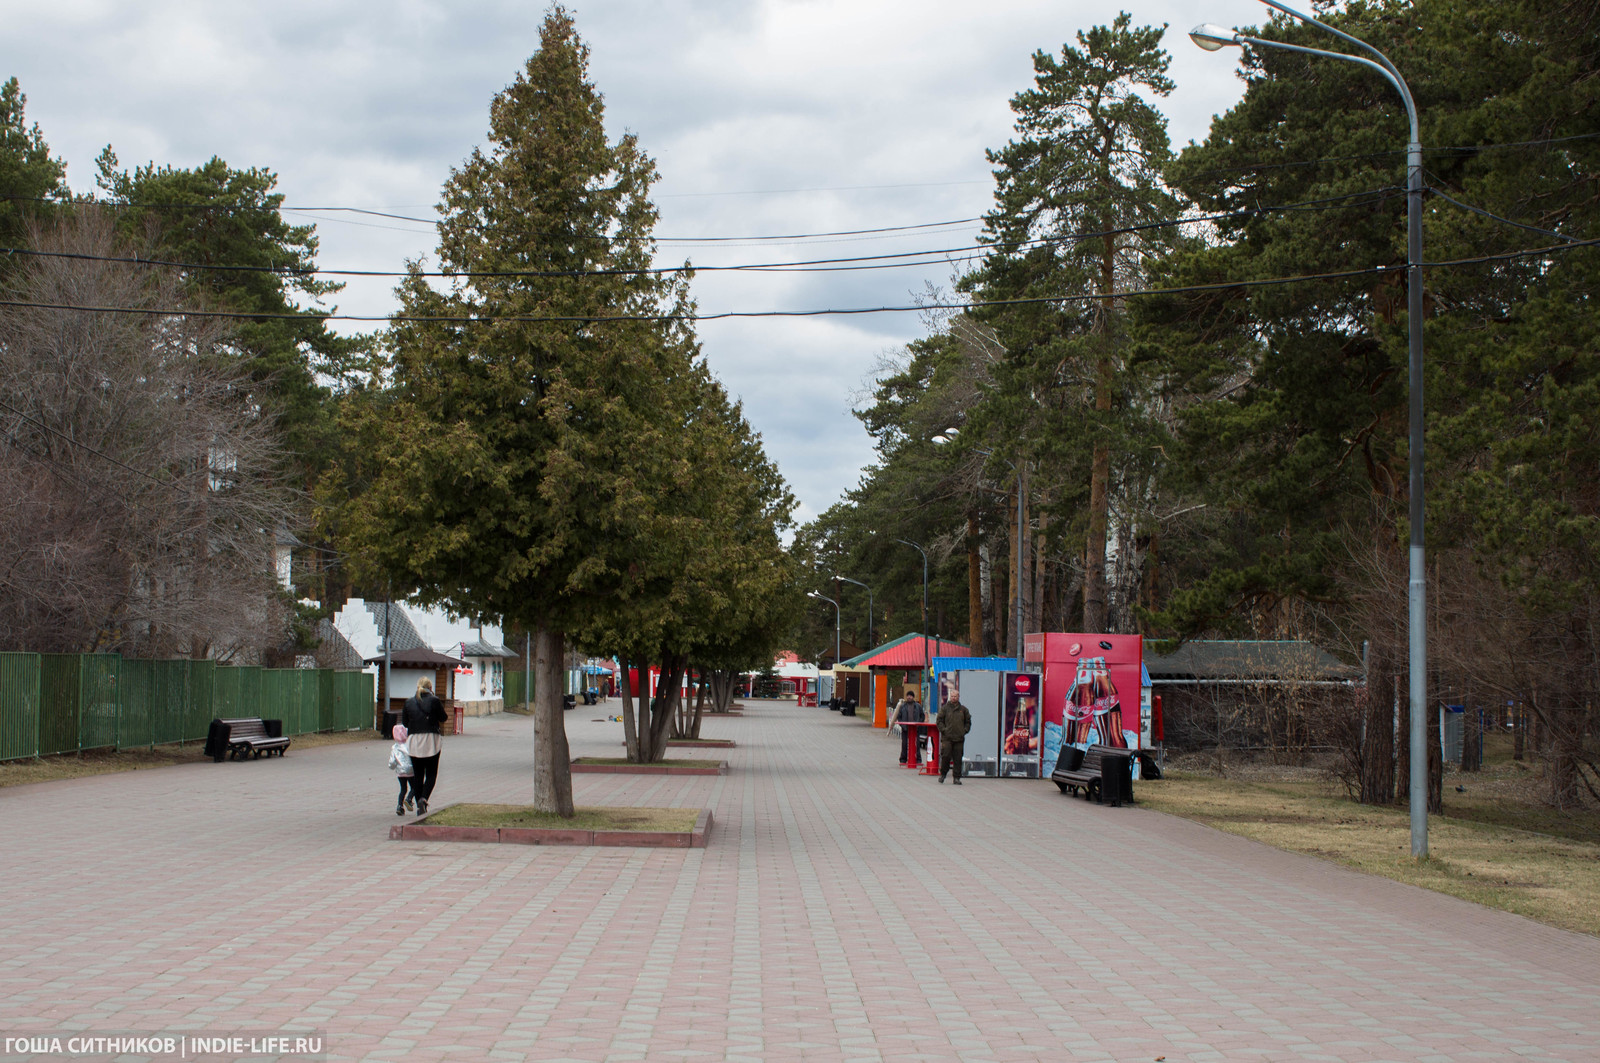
xmin=0 ymin=653 xmax=41 ymax=761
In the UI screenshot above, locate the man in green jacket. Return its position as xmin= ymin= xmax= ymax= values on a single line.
xmin=937 ymin=697 xmax=972 ymax=785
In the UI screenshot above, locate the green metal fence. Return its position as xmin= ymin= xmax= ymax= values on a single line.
xmin=0 ymin=654 xmax=375 ymax=761
xmin=505 ymin=671 xmax=532 ymax=712
xmin=0 ymin=653 xmax=41 ymax=760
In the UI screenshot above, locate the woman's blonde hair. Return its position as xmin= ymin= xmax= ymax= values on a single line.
xmin=416 ymin=677 xmax=433 ymax=694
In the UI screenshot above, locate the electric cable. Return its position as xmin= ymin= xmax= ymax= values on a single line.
xmin=0 ymin=397 xmax=176 ymax=488
xmin=0 ymin=187 xmax=1405 ymax=281
xmin=1179 ymin=131 xmax=1600 ymax=183
xmin=0 ymin=192 xmax=982 ymax=245
xmin=1425 ymin=184 xmax=1584 ymax=245
xmin=4 ymin=240 xmax=1592 ymax=325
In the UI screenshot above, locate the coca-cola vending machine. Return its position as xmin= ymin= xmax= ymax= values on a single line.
xmin=1000 ymin=671 xmax=1042 ymax=777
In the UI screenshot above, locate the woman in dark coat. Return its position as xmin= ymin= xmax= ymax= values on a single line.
xmin=402 ymin=678 xmax=448 ymax=814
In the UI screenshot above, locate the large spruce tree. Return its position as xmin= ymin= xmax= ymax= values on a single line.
xmin=333 ymin=7 xmax=697 ymax=814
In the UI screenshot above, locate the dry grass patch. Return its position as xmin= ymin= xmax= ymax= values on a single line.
xmin=574 ymin=757 xmax=724 ymax=768
xmin=1141 ymin=771 xmax=1600 ymax=937
xmin=426 ymin=803 xmax=698 ymax=832
xmin=0 ymin=728 xmax=382 ymax=789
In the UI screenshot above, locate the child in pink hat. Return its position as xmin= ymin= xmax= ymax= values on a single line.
xmin=388 ymin=724 xmax=415 ymax=815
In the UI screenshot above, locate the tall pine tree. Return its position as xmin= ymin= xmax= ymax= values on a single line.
xmin=966 ymin=15 xmax=1178 ymax=634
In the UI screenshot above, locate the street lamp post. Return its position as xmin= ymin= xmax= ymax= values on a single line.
xmin=834 ymin=575 xmax=875 ymax=651
xmin=1191 ymin=0 xmax=1429 ymax=857
xmin=896 ymin=539 xmax=930 ymax=702
xmin=808 ymin=590 xmax=841 ymax=671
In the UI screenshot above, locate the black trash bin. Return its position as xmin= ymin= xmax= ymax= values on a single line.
xmin=1056 ymin=745 xmax=1085 ymax=774
xmin=562 ymin=694 xmax=576 ymax=711
xmin=1099 ymin=751 xmax=1133 ymax=807
xmin=381 ymin=708 xmax=402 ymax=739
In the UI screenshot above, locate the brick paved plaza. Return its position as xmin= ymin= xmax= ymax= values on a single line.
xmin=1 ymin=700 xmax=1597 ymax=1062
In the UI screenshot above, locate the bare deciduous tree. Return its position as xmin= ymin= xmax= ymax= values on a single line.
xmin=0 ymin=208 xmax=291 ymax=657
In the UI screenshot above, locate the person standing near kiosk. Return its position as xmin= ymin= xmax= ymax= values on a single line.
xmin=894 ymin=691 xmax=925 ymax=764
xmin=938 ymin=695 xmax=971 ymax=785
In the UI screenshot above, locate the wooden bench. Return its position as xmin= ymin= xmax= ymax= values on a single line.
xmin=210 ymin=717 xmax=290 ymax=762
xmin=1050 ymin=743 xmax=1133 ymax=804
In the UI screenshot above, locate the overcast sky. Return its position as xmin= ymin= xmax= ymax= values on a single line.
xmin=4 ymin=0 xmax=1278 ymax=524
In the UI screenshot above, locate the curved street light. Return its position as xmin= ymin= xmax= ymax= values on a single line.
xmin=807 ymin=590 xmax=841 ymax=671
xmin=1192 ymin=0 xmax=1429 ymax=857
xmin=834 ymin=574 xmax=874 ymax=651
xmin=895 ymin=539 xmax=930 ymax=703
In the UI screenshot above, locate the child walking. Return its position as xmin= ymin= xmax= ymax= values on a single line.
xmin=388 ymin=723 xmax=415 ymax=816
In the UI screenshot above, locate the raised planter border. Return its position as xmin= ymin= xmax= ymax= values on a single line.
xmin=574 ymin=759 xmax=728 ymax=776
xmin=390 ymin=808 xmax=712 ymax=848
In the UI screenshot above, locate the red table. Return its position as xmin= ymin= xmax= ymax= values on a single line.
xmin=900 ymin=721 xmax=940 ymax=774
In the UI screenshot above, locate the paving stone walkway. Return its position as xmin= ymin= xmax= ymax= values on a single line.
xmin=1 ymin=700 xmax=1596 ymax=1062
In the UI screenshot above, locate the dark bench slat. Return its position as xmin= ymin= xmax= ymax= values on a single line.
xmin=1051 ymin=743 xmax=1133 ymax=803
xmin=213 ymin=718 xmax=291 ymax=762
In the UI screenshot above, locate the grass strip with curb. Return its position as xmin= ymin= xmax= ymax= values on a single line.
xmin=425 ymin=802 xmax=698 ymax=832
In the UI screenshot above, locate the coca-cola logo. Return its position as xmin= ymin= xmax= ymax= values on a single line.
xmin=1013 ymin=676 xmax=1032 ymax=692
xmin=1068 ymin=642 xmax=1081 ymax=656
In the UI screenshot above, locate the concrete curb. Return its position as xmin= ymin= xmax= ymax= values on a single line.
xmin=388 ymin=808 xmax=713 ymax=848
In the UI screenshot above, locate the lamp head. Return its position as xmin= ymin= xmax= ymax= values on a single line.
xmin=1189 ymin=23 xmax=1240 ymax=51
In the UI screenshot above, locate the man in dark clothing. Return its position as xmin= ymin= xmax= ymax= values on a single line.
xmin=938 ymin=697 xmax=972 ymax=784
xmin=893 ymin=692 xmax=925 ymax=764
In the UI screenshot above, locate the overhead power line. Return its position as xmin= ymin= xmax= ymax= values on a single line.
xmin=0 ymin=397 xmax=172 ymax=488
xmin=3 ymin=240 xmax=1594 ymax=325
xmin=0 ymin=193 xmax=982 ymax=245
xmin=1423 ymin=185 xmax=1585 ymax=245
xmin=0 ymin=187 xmax=1406 ymax=281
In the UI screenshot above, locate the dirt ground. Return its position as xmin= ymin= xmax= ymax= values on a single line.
xmin=0 ymin=728 xmax=382 ymax=789
xmin=1144 ymin=735 xmax=1600 ymax=937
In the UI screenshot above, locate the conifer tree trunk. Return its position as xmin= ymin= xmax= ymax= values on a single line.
xmin=533 ymin=624 xmax=574 ymax=816
xmin=1084 ymin=273 xmax=1115 ymax=634
xmin=1008 ymin=481 xmax=1020 ymax=655
xmin=967 ymin=512 xmax=984 ymax=653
